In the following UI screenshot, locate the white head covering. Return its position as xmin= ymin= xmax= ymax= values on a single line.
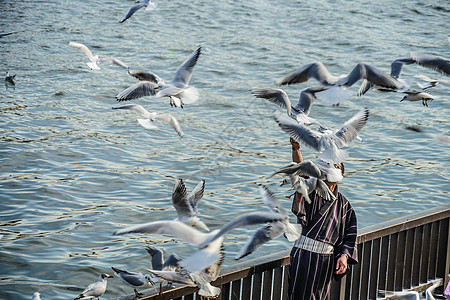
xmin=315 ymin=160 xmax=344 ymax=182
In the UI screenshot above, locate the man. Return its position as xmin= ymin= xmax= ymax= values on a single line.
xmin=288 ymin=138 xmax=358 ymax=300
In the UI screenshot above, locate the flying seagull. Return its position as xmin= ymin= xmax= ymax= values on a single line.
xmin=268 ymin=160 xmax=338 ymax=203
xmin=5 ymin=72 xmax=16 ymax=85
xmin=74 ymin=273 xmax=113 ymax=300
xmin=69 ymin=42 xmax=129 ymax=70
xmin=32 ymin=292 xmax=41 ymax=300
xmin=405 ymin=125 xmax=450 ymax=146
xmin=111 ymin=267 xmax=153 ymax=298
xmin=359 ymin=53 xmax=450 ymax=95
xmin=400 ymin=90 xmax=434 ymax=107
xmin=275 ymin=109 xmax=370 ymax=163
xmin=112 ymin=103 xmax=185 ymax=137
xmin=276 ymin=62 xmax=404 ymax=102
xmin=120 ymin=0 xmax=158 ymax=23
xmin=252 ymin=87 xmax=327 ymax=126
xmin=114 ymin=212 xmax=287 ymax=272
xmin=0 ymin=31 xmax=23 ymax=38
xmin=234 ymin=184 xmax=302 ymax=259
xmin=172 ymin=179 xmax=209 ymax=230
xmin=116 ymin=46 xmax=202 ymax=108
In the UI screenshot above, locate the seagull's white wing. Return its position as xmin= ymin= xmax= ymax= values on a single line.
xmin=332 ymin=108 xmax=369 ymax=147
xmin=120 ymin=0 xmax=148 ymax=23
xmin=114 ymin=220 xmax=215 ymax=246
xmin=344 ymin=63 xmax=403 ymax=90
xmin=116 ymin=81 xmax=159 ymax=101
xmin=112 ymin=103 xmax=151 ymax=118
xmin=172 ymin=179 xmax=194 ymax=219
xmin=147 ymin=270 xmax=195 ymax=286
xmin=252 ymin=88 xmax=292 ymax=117
xmin=268 ymin=160 xmax=323 ymax=179
xmin=152 ymin=113 xmax=184 ymax=137
xmin=198 ymin=212 xmax=286 ymax=248
xmin=292 ymin=86 xmax=326 ymax=115
xmin=128 ymin=70 xmax=164 ymax=84
xmin=258 ymin=184 xmax=286 ymax=215
xmin=97 ymin=57 xmax=129 ymax=69
xmin=410 ymin=53 xmax=450 ymax=77
xmin=171 ymin=46 xmax=202 ymax=86
xmin=276 ymin=62 xmax=337 ymax=86
xmin=187 ymin=180 xmax=205 ymax=213
xmin=235 ymin=222 xmax=285 ymax=260
xmin=275 ymin=114 xmax=322 ymax=151
xmin=69 ymin=42 xmax=97 ymax=63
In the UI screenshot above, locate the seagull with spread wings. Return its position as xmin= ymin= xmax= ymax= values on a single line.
xmin=120 ymin=0 xmax=158 ymax=23
xmin=276 ymin=62 xmax=404 ymax=104
xmin=252 ymin=87 xmax=327 ymax=126
xmin=171 ymin=179 xmax=209 ymax=231
xmin=276 ymin=109 xmax=369 ymax=164
xmin=69 ymin=42 xmax=129 ymax=70
xmin=116 ymin=47 xmax=202 ymax=108
xmin=112 ymin=103 xmax=185 ymax=137
xmin=234 ymin=184 xmax=302 ymax=260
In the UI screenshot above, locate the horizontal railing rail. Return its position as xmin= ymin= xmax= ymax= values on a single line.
xmin=119 ymin=204 xmax=450 ymax=300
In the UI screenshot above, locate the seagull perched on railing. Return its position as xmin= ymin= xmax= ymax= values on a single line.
xmin=111 ymin=267 xmax=154 ymax=298
xmin=145 ymin=245 xmax=182 ymax=294
xmin=69 ymin=42 xmax=129 ymax=70
xmin=120 ymin=0 xmax=158 ymax=23
xmin=112 ymin=103 xmax=185 ymax=137
xmin=116 ymin=47 xmax=202 ymax=108
xmin=74 ymin=273 xmax=113 ymax=300
xmin=148 ymin=248 xmax=224 ymax=299
xmin=275 ymin=108 xmax=369 ymax=164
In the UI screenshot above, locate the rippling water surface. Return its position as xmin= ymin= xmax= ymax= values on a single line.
xmin=1 ymin=0 xmax=449 ymax=298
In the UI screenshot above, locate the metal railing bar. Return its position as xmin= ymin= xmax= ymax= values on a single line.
xmin=403 ymin=228 xmax=415 ymax=289
xmin=420 ymin=223 xmax=432 ymax=283
xmin=231 ymin=279 xmax=241 ymax=300
xmin=272 ymin=266 xmax=283 ymax=300
xmin=360 ymin=241 xmax=371 ymax=299
xmin=412 ymin=225 xmax=423 ymax=286
xmin=429 ymin=221 xmax=439 ymax=278
xmin=262 ymin=269 xmax=273 ymax=300
xmin=394 ymin=230 xmax=406 ymax=291
xmin=368 ymin=238 xmax=381 ymax=299
xmin=386 ymin=233 xmax=397 ymax=291
xmin=252 ymin=272 xmax=262 ymax=300
xmin=350 ymin=243 xmax=363 ymax=299
xmin=242 ymin=276 xmax=252 ymax=300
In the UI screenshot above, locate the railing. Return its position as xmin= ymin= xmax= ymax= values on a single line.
xmin=120 ymin=204 xmax=450 ymax=300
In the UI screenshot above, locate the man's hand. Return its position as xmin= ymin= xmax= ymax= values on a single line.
xmin=290 ymin=137 xmax=300 ymax=150
xmin=335 ymin=254 xmax=348 ymax=274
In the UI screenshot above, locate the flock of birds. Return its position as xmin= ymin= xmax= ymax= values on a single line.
xmin=53 ymin=47 xmax=448 ymax=299
xmin=2 ymin=5 xmax=450 ymax=300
